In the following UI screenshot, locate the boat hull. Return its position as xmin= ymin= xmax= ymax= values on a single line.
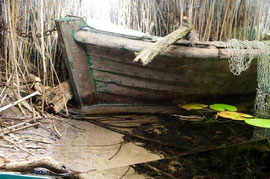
xmin=56 ymin=17 xmax=257 ymax=107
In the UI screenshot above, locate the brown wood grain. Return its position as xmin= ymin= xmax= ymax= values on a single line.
xmin=70 ymin=104 xmax=180 ymax=115
xmin=56 ymin=18 xmax=97 ymax=106
xmin=57 ymin=19 xmax=257 ymax=107
xmin=75 ymin=30 xmax=262 ymax=60
xmin=91 ymin=57 xmax=187 ymax=83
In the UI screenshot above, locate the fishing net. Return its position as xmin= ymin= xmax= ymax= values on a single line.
xmin=223 ymin=39 xmax=270 ymax=118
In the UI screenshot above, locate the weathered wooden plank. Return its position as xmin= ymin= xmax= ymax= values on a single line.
xmin=96 ymin=81 xmax=184 ymax=101
xmin=84 ymin=44 xmax=257 ymax=74
xmin=55 ymin=17 xmax=97 ymax=106
xmin=95 ymin=80 xmax=248 ymax=103
xmin=95 ymin=73 xmax=256 ymax=102
xmin=56 ymin=19 xmax=257 ymax=107
xmin=70 ymin=104 xmax=181 ymax=115
xmin=93 ymin=68 xmax=256 ymax=92
xmin=96 ymin=92 xmax=155 ymax=104
xmin=89 ymin=55 xmax=256 ymax=93
xmin=75 ymin=30 xmax=262 ymax=60
xmin=76 ymin=30 xmax=219 ymax=59
xmin=93 ymin=70 xmax=187 ymax=92
xmin=91 ymin=57 xmax=188 ymax=83
xmin=86 ymin=45 xmax=191 ymax=72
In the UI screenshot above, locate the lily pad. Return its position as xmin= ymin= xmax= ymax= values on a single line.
xmin=210 ymin=104 xmax=237 ymax=112
xmin=217 ymin=111 xmax=253 ymax=120
xmin=179 ymin=103 xmax=208 ymax=111
xmin=245 ymin=118 xmax=270 ymax=128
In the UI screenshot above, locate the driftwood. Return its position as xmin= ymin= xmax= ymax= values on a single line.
xmin=0 ymin=156 xmax=70 ymax=174
xmin=133 ymin=23 xmax=192 ymax=65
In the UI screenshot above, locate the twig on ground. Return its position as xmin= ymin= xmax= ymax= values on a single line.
xmin=108 ymin=142 xmax=124 ymax=160
xmin=0 ymin=91 xmax=40 ymax=113
xmin=2 ymin=136 xmax=34 ymax=156
xmin=24 ymin=136 xmax=53 ymax=144
xmin=0 ymin=119 xmax=41 ymax=137
xmin=119 ymin=166 xmax=131 ymax=179
xmin=144 ymin=163 xmax=177 ymax=179
xmin=52 ymin=121 xmax=62 ymax=138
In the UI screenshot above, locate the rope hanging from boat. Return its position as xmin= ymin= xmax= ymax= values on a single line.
xmin=223 ymin=39 xmax=270 ymax=118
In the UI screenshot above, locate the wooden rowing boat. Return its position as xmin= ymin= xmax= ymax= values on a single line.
xmin=56 ymin=17 xmax=257 ymax=112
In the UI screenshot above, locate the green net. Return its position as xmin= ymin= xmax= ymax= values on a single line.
xmin=223 ymin=39 xmax=270 ymax=118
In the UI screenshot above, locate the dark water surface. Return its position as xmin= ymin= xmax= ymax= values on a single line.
xmin=127 ymin=115 xmax=270 ymax=178
xmin=82 ymin=102 xmax=270 ymax=178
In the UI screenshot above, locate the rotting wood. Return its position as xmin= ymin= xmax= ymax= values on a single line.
xmin=92 ymin=65 xmax=254 ymax=94
xmin=84 ymin=42 xmax=256 ymax=73
xmin=133 ymin=23 xmax=193 ymax=65
xmin=95 ymin=81 xmax=185 ymax=101
xmin=75 ymin=30 xmax=264 ymax=60
xmin=93 ymin=70 xmax=187 ymax=92
xmin=35 ymin=80 xmax=73 ymax=113
xmin=85 ymin=41 xmax=256 ymax=104
xmin=69 ymin=105 xmax=181 ymax=115
xmin=46 ymin=80 xmax=73 ymax=113
xmin=56 ymin=17 xmax=97 ymax=106
xmin=91 ymin=57 xmax=188 ymax=83
xmin=67 ymin=18 xmax=258 ymax=107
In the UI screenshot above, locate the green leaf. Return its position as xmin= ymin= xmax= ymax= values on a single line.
xmin=210 ymin=104 xmax=237 ymax=112
xmin=217 ymin=111 xmax=253 ymax=120
xmin=179 ymin=103 xmax=208 ymax=111
xmin=245 ymin=118 xmax=270 ymax=128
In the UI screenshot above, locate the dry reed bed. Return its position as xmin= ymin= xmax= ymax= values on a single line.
xmin=114 ymin=0 xmax=270 ymax=40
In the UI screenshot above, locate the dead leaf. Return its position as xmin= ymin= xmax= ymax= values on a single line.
xmin=179 ymin=103 xmax=208 ymax=111
xmin=217 ymin=111 xmax=253 ymax=120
